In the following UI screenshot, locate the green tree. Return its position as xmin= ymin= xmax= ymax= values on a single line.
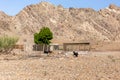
xmin=34 ymin=27 xmax=53 ymax=52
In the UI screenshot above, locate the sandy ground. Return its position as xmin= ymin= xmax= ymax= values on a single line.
xmin=0 ymin=51 xmax=120 ymax=80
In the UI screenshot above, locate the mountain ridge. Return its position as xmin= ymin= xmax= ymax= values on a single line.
xmin=0 ymin=2 xmax=120 ymax=44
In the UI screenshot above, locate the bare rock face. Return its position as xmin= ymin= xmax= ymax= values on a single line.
xmin=0 ymin=2 xmax=120 ymax=44
xmin=0 ymin=11 xmax=12 ymax=35
xmin=109 ymin=4 xmax=120 ymax=10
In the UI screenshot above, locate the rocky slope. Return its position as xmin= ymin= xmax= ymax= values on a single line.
xmin=0 ymin=2 xmax=120 ymax=44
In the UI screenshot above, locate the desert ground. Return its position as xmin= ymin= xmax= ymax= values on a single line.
xmin=0 ymin=51 xmax=120 ymax=80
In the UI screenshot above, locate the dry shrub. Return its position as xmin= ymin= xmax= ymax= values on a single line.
xmin=0 ymin=35 xmax=19 ymax=54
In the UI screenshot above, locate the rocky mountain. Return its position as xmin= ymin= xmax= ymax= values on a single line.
xmin=0 ymin=2 xmax=120 ymax=44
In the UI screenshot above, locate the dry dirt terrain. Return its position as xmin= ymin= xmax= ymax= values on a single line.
xmin=0 ymin=51 xmax=119 ymax=80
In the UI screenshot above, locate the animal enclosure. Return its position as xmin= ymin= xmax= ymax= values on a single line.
xmin=14 ymin=45 xmax=24 ymax=50
xmin=63 ymin=42 xmax=90 ymax=51
xmin=33 ymin=44 xmax=60 ymax=51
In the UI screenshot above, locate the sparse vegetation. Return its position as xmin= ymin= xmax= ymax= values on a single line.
xmin=0 ymin=35 xmax=19 ymax=54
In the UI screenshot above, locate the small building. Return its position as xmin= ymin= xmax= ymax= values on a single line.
xmin=63 ymin=42 xmax=90 ymax=51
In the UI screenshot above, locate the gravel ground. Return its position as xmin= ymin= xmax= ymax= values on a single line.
xmin=0 ymin=52 xmax=120 ymax=80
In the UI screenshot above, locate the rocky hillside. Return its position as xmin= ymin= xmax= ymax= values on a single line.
xmin=0 ymin=2 xmax=120 ymax=44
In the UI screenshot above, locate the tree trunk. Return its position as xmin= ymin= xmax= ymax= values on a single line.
xmin=43 ymin=44 xmax=49 ymax=54
xmin=43 ymin=44 xmax=45 ymax=53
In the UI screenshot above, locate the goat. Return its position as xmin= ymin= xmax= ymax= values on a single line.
xmin=44 ymin=50 xmax=52 ymax=54
xmin=73 ymin=51 xmax=78 ymax=57
xmin=44 ymin=50 xmax=49 ymax=54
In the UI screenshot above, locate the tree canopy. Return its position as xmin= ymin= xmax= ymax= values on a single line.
xmin=34 ymin=27 xmax=53 ymax=45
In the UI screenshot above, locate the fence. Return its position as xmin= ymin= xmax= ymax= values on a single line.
xmin=63 ymin=42 xmax=90 ymax=51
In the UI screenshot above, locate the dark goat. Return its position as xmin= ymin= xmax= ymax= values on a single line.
xmin=73 ymin=51 xmax=78 ymax=57
xmin=44 ymin=50 xmax=49 ymax=54
xmin=44 ymin=50 xmax=52 ymax=54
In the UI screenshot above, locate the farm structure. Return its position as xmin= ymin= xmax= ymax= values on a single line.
xmin=63 ymin=42 xmax=90 ymax=51
xmin=14 ymin=45 xmax=24 ymax=50
xmin=33 ymin=43 xmax=60 ymax=51
xmin=13 ymin=42 xmax=91 ymax=53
